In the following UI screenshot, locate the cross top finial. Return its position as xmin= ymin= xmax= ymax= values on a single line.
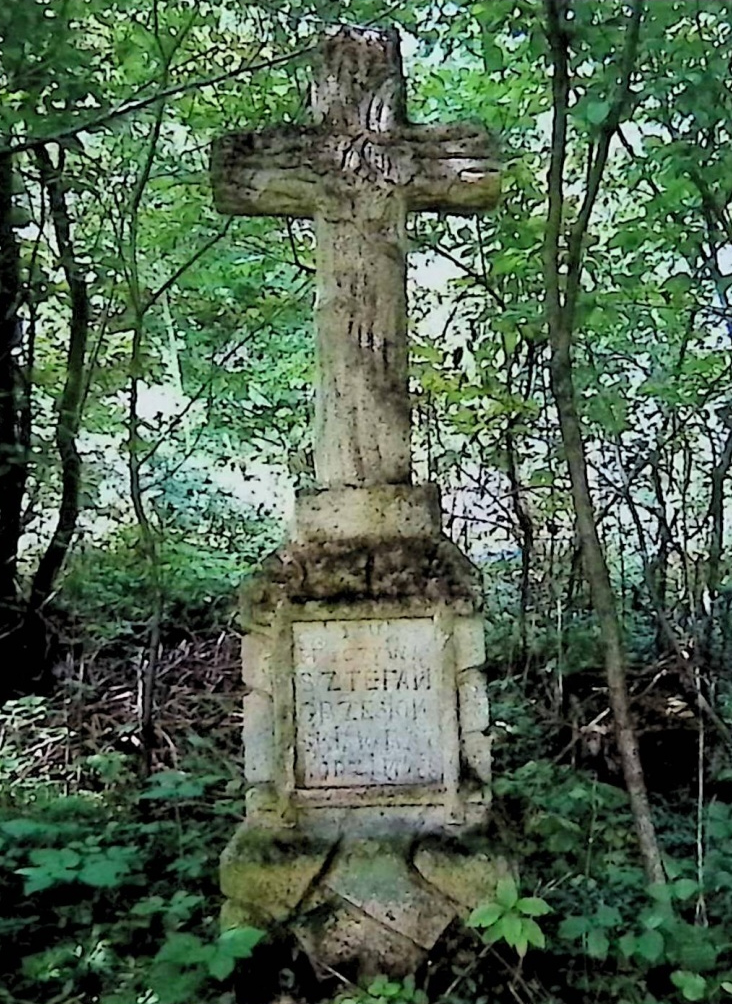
xmin=212 ymin=27 xmax=500 ymax=488
xmin=313 ymin=27 xmax=407 ymax=130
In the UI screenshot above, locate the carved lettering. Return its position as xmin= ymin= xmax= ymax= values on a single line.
xmin=293 ymin=619 xmax=444 ymax=787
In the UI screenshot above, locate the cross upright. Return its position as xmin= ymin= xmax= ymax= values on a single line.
xmin=211 ymin=27 xmax=499 ymax=490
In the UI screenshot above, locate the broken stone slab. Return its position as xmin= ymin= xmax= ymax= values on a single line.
xmin=294 ymin=894 xmax=428 ymax=981
xmin=413 ymin=835 xmax=514 ymax=912
xmin=322 ymin=840 xmax=457 ymax=949
xmin=220 ymin=829 xmax=511 ymax=982
xmin=220 ymin=826 xmax=335 ymax=922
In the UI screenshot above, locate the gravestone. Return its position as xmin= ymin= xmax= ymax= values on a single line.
xmin=212 ymin=26 xmax=506 ymax=981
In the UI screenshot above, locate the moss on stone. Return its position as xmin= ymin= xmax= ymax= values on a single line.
xmin=242 ymin=535 xmax=481 ymax=608
xmin=220 ymin=825 xmax=336 ymax=921
xmin=412 ymin=834 xmax=513 ymax=912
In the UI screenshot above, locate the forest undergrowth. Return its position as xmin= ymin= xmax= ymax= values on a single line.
xmin=2 ymin=551 xmax=732 ymax=1004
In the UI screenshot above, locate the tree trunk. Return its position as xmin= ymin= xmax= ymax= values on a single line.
xmin=549 ymin=335 xmax=665 ymax=885
xmin=505 ymin=424 xmax=534 ymax=667
xmin=26 ymin=148 xmax=89 ymax=633
xmin=704 ymin=424 xmax=732 ymax=664
xmin=543 ymin=0 xmax=664 ymax=884
xmin=649 ymin=453 xmax=673 ymax=657
xmin=0 ymin=152 xmax=24 ymax=630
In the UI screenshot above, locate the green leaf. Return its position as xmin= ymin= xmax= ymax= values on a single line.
xmin=16 ymin=847 xmax=82 ymax=893
xmin=516 ymin=896 xmax=551 ymax=917
xmin=482 ymin=916 xmax=507 ymax=945
xmin=154 ymin=932 xmax=211 ymax=966
xmin=468 ymin=902 xmax=503 ymax=928
xmin=79 ymin=848 xmax=135 ymax=888
xmin=672 ymin=879 xmax=699 ymax=901
xmin=680 ymin=938 xmax=718 ymax=972
xmin=503 ymin=329 xmax=519 ymax=355
xmin=619 ymin=933 xmax=637 ymax=959
xmin=149 ymin=963 xmax=205 ymax=1004
xmin=671 ymin=971 xmax=707 ymax=1002
xmin=636 ymin=929 xmax=665 ymax=964
xmin=649 ymin=882 xmax=673 ymax=905
xmin=140 ymin=770 xmax=206 ymax=800
xmin=595 ymin=904 xmax=622 ymax=928
xmin=207 ymin=949 xmax=236 ymax=981
xmin=217 ymin=926 xmax=265 ymax=959
xmin=501 ymin=912 xmax=523 ymax=947
xmin=640 ymin=906 xmax=671 ymax=930
xmin=586 ymin=100 xmax=611 ymax=126
xmin=558 ymin=915 xmax=589 ymax=940
xmin=29 ymin=848 xmax=81 ymax=869
xmin=130 ymin=895 xmax=166 ymax=916
xmin=587 ymin=929 xmax=610 ymax=961
xmin=522 ymin=918 xmax=546 ymax=949
xmin=1 ymin=819 xmax=50 ymax=840
xmin=495 ymin=875 xmax=519 ymax=910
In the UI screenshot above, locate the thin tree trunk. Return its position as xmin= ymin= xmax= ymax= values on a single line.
xmin=28 ymin=147 xmax=89 ymax=619
xmin=705 ymin=423 xmax=732 ymax=663
xmin=543 ymin=0 xmax=664 ymax=885
xmin=649 ymin=453 xmax=673 ymax=656
xmin=0 ymin=152 xmax=24 ymax=626
xmin=506 ymin=424 xmax=535 ymax=668
xmin=126 ymin=99 xmax=167 ymax=776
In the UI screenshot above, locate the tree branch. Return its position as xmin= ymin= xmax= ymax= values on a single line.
xmin=1 ymin=46 xmax=314 ymax=157
xmin=564 ymin=0 xmax=644 ymax=327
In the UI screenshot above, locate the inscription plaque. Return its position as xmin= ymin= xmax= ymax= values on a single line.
xmin=294 ymin=619 xmax=445 ymax=788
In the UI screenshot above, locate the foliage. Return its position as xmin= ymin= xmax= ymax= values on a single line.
xmin=336 ymin=976 xmax=429 ymax=1004
xmin=59 ymin=512 xmax=280 ymax=642
xmin=0 ymin=700 xmax=262 ymax=1003
xmin=468 ymin=876 xmax=551 ymax=958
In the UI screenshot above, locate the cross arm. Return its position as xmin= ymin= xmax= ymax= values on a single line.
xmin=398 ymin=123 xmax=500 ymax=214
xmin=211 ymin=125 xmax=321 ymax=217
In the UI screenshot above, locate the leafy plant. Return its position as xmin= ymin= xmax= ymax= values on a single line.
xmin=148 ymin=927 xmax=265 ymax=1003
xmin=337 ymin=975 xmax=428 ymax=1004
xmin=467 ymin=876 xmax=551 ymax=958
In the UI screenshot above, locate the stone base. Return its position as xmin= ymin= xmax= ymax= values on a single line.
xmin=221 ymin=827 xmax=512 ymax=982
xmin=228 ymin=480 xmax=496 ymax=983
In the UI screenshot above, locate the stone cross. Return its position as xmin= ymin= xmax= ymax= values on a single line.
xmin=211 ymin=27 xmax=499 ymax=489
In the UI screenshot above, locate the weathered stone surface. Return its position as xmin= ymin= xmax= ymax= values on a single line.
xmin=294 ymin=617 xmax=446 ymax=788
xmin=324 ymin=842 xmax=456 ymax=948
xmin=220 ymin=826 xmax=334 ymax=920
xmin=295 ymin=803 xmax=458 ymax=840
xmin=295 ymin=898 xmax=427 ymax=980
xmin=212 ymin=27 xmax=498 ymax=489
xmin=462 ymin=732 xmax=493 ymax=785
xmin=253 ymin=536 xmax=481 ymax=605
xmin=454 ymin=616 xmax=486 ymax=673
xmin=293 ymin=484 xmax=442 ymax=543
xmin=457 ymin=669 xmax=489 ymax=736
xmin=413 ymin=840 xmax=512 ymax=912
xmin=242 ymin=690 xmax=275 ymax=784
xmin=220 ymin=897 xmax=269 ymax=930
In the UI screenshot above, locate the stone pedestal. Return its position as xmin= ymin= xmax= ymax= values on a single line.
xmin=221 ymin=484 xmax=501 ymax=979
